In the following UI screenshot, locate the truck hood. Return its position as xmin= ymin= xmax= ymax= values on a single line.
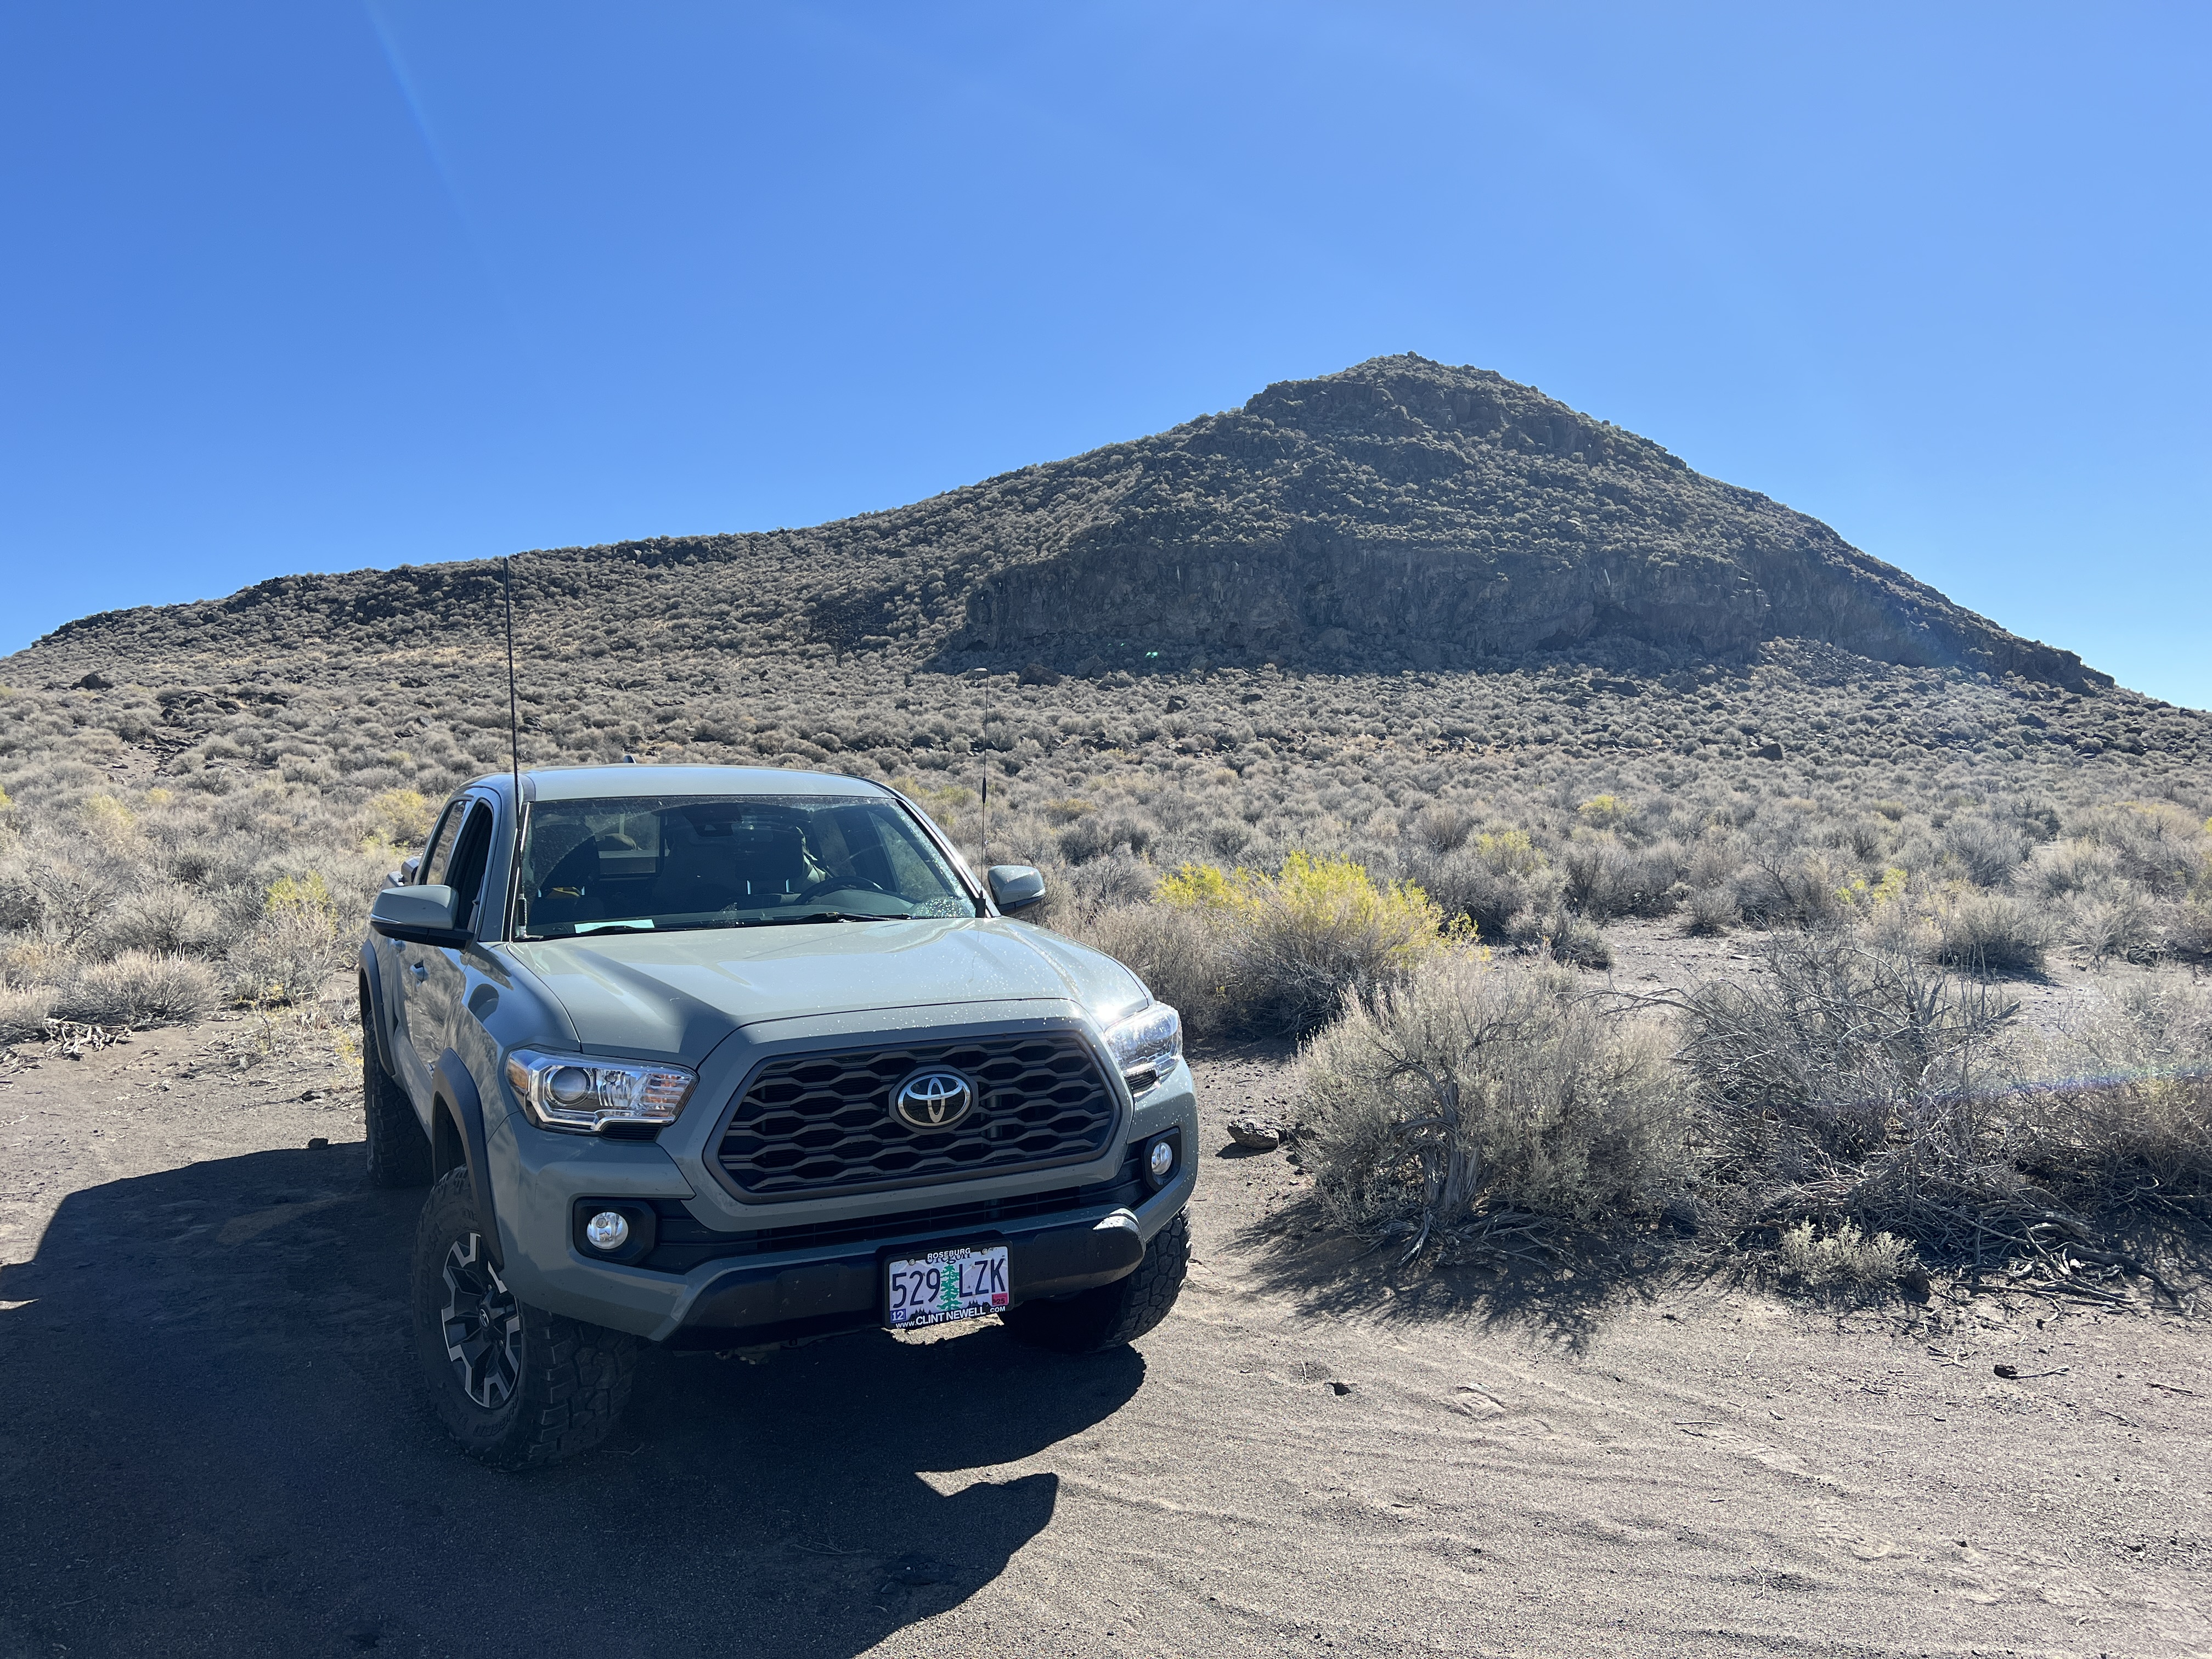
xmin=504 ymin=917 xmax=1154 ymax=1061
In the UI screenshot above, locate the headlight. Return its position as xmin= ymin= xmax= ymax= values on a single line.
xmin=504 ymin=1048 xmax=695 ymax=1135
xmin=1102 ymin=1002 xmax=1182 ymax=1092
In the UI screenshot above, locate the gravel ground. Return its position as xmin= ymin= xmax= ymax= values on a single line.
xmin=0 ymin=1007 xmax=2205 ymax=1658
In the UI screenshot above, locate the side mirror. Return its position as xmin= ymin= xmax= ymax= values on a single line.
xmin=986 ymin=865 xmax=1047 ymax=914
xmin=370 ymin=883 xmax=470 ymax=947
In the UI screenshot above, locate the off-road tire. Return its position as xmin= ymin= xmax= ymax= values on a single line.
xmin=362 ymin=1008 xmax=431 ymax=1188
xmin=411 ymin=1169 xmax=637 ymax=1469
xmin=1002 ymin=1212 xmax=1189 ymax=1355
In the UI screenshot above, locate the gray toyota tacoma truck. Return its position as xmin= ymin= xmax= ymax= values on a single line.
xmin=358 ymin=765 xmax=1194 ymax=1467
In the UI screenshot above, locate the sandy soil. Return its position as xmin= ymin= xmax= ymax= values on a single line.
xmin=0 ymin=1005 xmax=2204 ymax=1658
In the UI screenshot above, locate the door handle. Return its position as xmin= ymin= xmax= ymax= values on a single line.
xmin=409 ymin=962 xmax=428 ymax=983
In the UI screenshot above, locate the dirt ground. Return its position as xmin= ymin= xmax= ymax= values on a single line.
xmin=1 ymin=993 xmax=2205 ymax=1658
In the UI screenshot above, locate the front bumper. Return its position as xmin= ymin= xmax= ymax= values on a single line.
xmin=487 ymin=1057 xmax=1198 ymax=1344
xmin=667 ymin=1204 xmax=1149 ymax=1352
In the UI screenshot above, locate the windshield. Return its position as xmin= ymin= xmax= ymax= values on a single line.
xmin=512 ymin=793 xmax=979 ymax=939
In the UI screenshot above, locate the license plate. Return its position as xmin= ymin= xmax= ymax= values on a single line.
xmin=885 ymin=1245 xmax=1010 ymax=1330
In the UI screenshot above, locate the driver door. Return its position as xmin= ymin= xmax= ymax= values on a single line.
xmin=406 ymin=798 xmax=495 ymax=1078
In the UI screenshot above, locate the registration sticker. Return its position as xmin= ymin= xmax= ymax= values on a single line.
xmin=885 ymin=1245 xmax=1011 ymax=1329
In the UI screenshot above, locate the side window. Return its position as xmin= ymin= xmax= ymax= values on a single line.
xmin=444 ymin=804 xmax=496 ymax=932
xmin=420 ymin=803 xmax=466 ymax=885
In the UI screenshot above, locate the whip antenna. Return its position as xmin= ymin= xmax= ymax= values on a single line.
xmin=503 ymin=555 xmax=522 ymax=803
xmin=979 ymin=670 xmax=990 ymax=866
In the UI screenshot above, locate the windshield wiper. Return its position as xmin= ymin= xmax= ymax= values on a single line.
xmin=743 ymin=910 xmax=898 ymax=927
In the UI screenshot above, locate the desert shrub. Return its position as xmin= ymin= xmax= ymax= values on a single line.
xmin=0 ymin=864 xmax=46 ymax=932
xmin=1152 ymin=852 xmax=1454 ymax=1035
xmin=1049 ymin=850 xmax=1156 ymax=918
xmin=2067 ymin=803 xmax=2208 ymax=896
xmin=0 ymin=857 xmax=116 ymax=946
xmin=1058 ymin=812 xmax=1153 ymax=865
xmin=1683 ymin=885 xmax=1739 ymax=934
xmin=0 ymin=984 xmax=54 ymax=1042
xmin=2166 ymin=901 xmax=2212 ymax=962
xmin=1297 ymin=952 xmax=1689 ymax=1252
xmin=1733 ymin=851 xmax=1848 ymax=930
xmin=1412 ymin=803 xmax=1471 ymax=853
xmin=1560 ymin=837 xmax=1683 ymax=919
xmin=1401 ymin=849 xmax=1554 ymax=939
xmin=53 ymin=952 xmax=217 ymax=1026
xmin=2057 ymin=884 xmax=2158 ymax=965
xmin=1682 ymin=834 xmax=1745 ymax=892
xmin=1933 ymin=890 xmax=2050 ymax=974
xmin=1576 ymin=794 xmax=1628 ymax=830
xmin=225 ymin=872 xmax=346 ymax=1004
xmin=1071 ymin=901 xmax=1238 ymax=1038
xmin=2015 ymin=973 xmax=2212 ymax=1197
xmin=1673 ymin=933 xmax=2048 ymax=1256
xmin=1542 ymin=913 xmax=1613 ymax=969
xmin=2018 ymin=837 xmax=2121 ymax=902
xmin=368 ymin=788 xmax=437 ymax=847
xmin=1941 ymin=815 xmax=2025 ymax=887
xmin=1471 ymin=829 xmax=1547 ymax=877
xmin=0 ymin=930 xmax=71 ymax=987
xmin=90 ymin=888 xmax=225 ymax=960
xmin=1775 ymin=1220 xmax=1915 ymax=1288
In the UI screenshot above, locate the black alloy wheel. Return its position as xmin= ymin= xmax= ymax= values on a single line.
xmin=438 ymin=1230 xmax=522 ymax=1409
xmin=411 ymin=1168 xmax=639 ymax=1468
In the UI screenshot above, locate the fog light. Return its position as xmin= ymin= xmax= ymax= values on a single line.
xmin=1148 ymin=1138 xmax=1176 ymax=1181
xmin=585 ymin=1210 xmax=630 ymax=1251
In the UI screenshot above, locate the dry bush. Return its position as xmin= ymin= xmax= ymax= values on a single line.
xmin=1541 ymin=912 xmax=1613 ymax=969
xmin=2065 ymin=803 xmax=2208 ymax=897
xmin=2015 ymin=974 xmax=2212 ymax=1199
xmin=1670 ymin=934 xmax=2051 ymax=1258
xmin=1412 ymin=803 xmax=1472 ymax=853
xmin=1149 ymin=853 xmax=1456 ymax=1036
xmin=2018 ymin=837 xmax=2122 ymax=902
xmin=1775 ymin=1221 xmax=1916 ymax=1288
xmin=2166 ymin=901 xmax=2212 ymax=962
xmin=0 ymin=984 xmax=54 ymax=1042
xmin=225 ymin=874 xmax=348 ymax=1006
xmin=1297 ymin=952 xmax=1690 ymax=1257
xmin=1733 ymin=851 xmax=1849 ymax=930
xmin=1401 ymin=848 xmax=1557 ymax=939
xmin=91 ymin=888 xmax=225 ymax=961
xmin=1057 ymin=812 xmax=1152 ymax=865
xmin=1933 ymin=890 xmax=2050 ymax=974
xmin=1560 ymin=837 xmax=1684 ymax=920
xmin=1941 ymin=815 xmax=2026 ymax=887
xmin=2057 ymin=884 xmax=2158 ymax=965
xmin=1683 ymin=885 xmax=1740 ymax=934
xmin=53 ymin=952 xmax=217 ymax=1027
xmin=1068 ymin=901 xmax=1237 ymax=1038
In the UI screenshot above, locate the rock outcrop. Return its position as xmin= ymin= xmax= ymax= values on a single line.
xmin=17 ymin=355 xmax=2110 ymax=693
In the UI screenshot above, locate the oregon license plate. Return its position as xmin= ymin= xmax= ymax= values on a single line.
xmin=885 ymin=1245 xmax=1010 ymax=1330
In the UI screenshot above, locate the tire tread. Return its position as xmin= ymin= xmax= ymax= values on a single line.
xmin=1002 ymin=1211 xmax=1189 ymax=1354
xmin=362 ymin=1006 xmax=432 ymax=1188
xmin=411 ymin=1169 xmax=636 ymax=1468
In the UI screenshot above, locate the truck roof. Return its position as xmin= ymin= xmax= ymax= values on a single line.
xmin=471 ymin=764 xmax=896 ymax=804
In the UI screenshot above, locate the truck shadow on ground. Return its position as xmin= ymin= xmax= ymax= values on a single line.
xmin=0 ymin=1143 xmax=1141 ymax=1659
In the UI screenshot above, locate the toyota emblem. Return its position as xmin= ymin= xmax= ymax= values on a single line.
xmin=891 ymin=1069 xmax=975 ymax=1131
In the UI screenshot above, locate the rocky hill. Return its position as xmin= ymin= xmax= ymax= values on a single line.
xmin=12 ymin=356 xmax=2110 ymax=693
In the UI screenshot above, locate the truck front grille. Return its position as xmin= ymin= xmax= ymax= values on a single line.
xmin=715 ymin=1031 xmax=1119 ymax=1199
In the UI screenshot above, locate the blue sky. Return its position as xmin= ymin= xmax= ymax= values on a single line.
xmin=3 ymin=4 xmax=2205 ymax=707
